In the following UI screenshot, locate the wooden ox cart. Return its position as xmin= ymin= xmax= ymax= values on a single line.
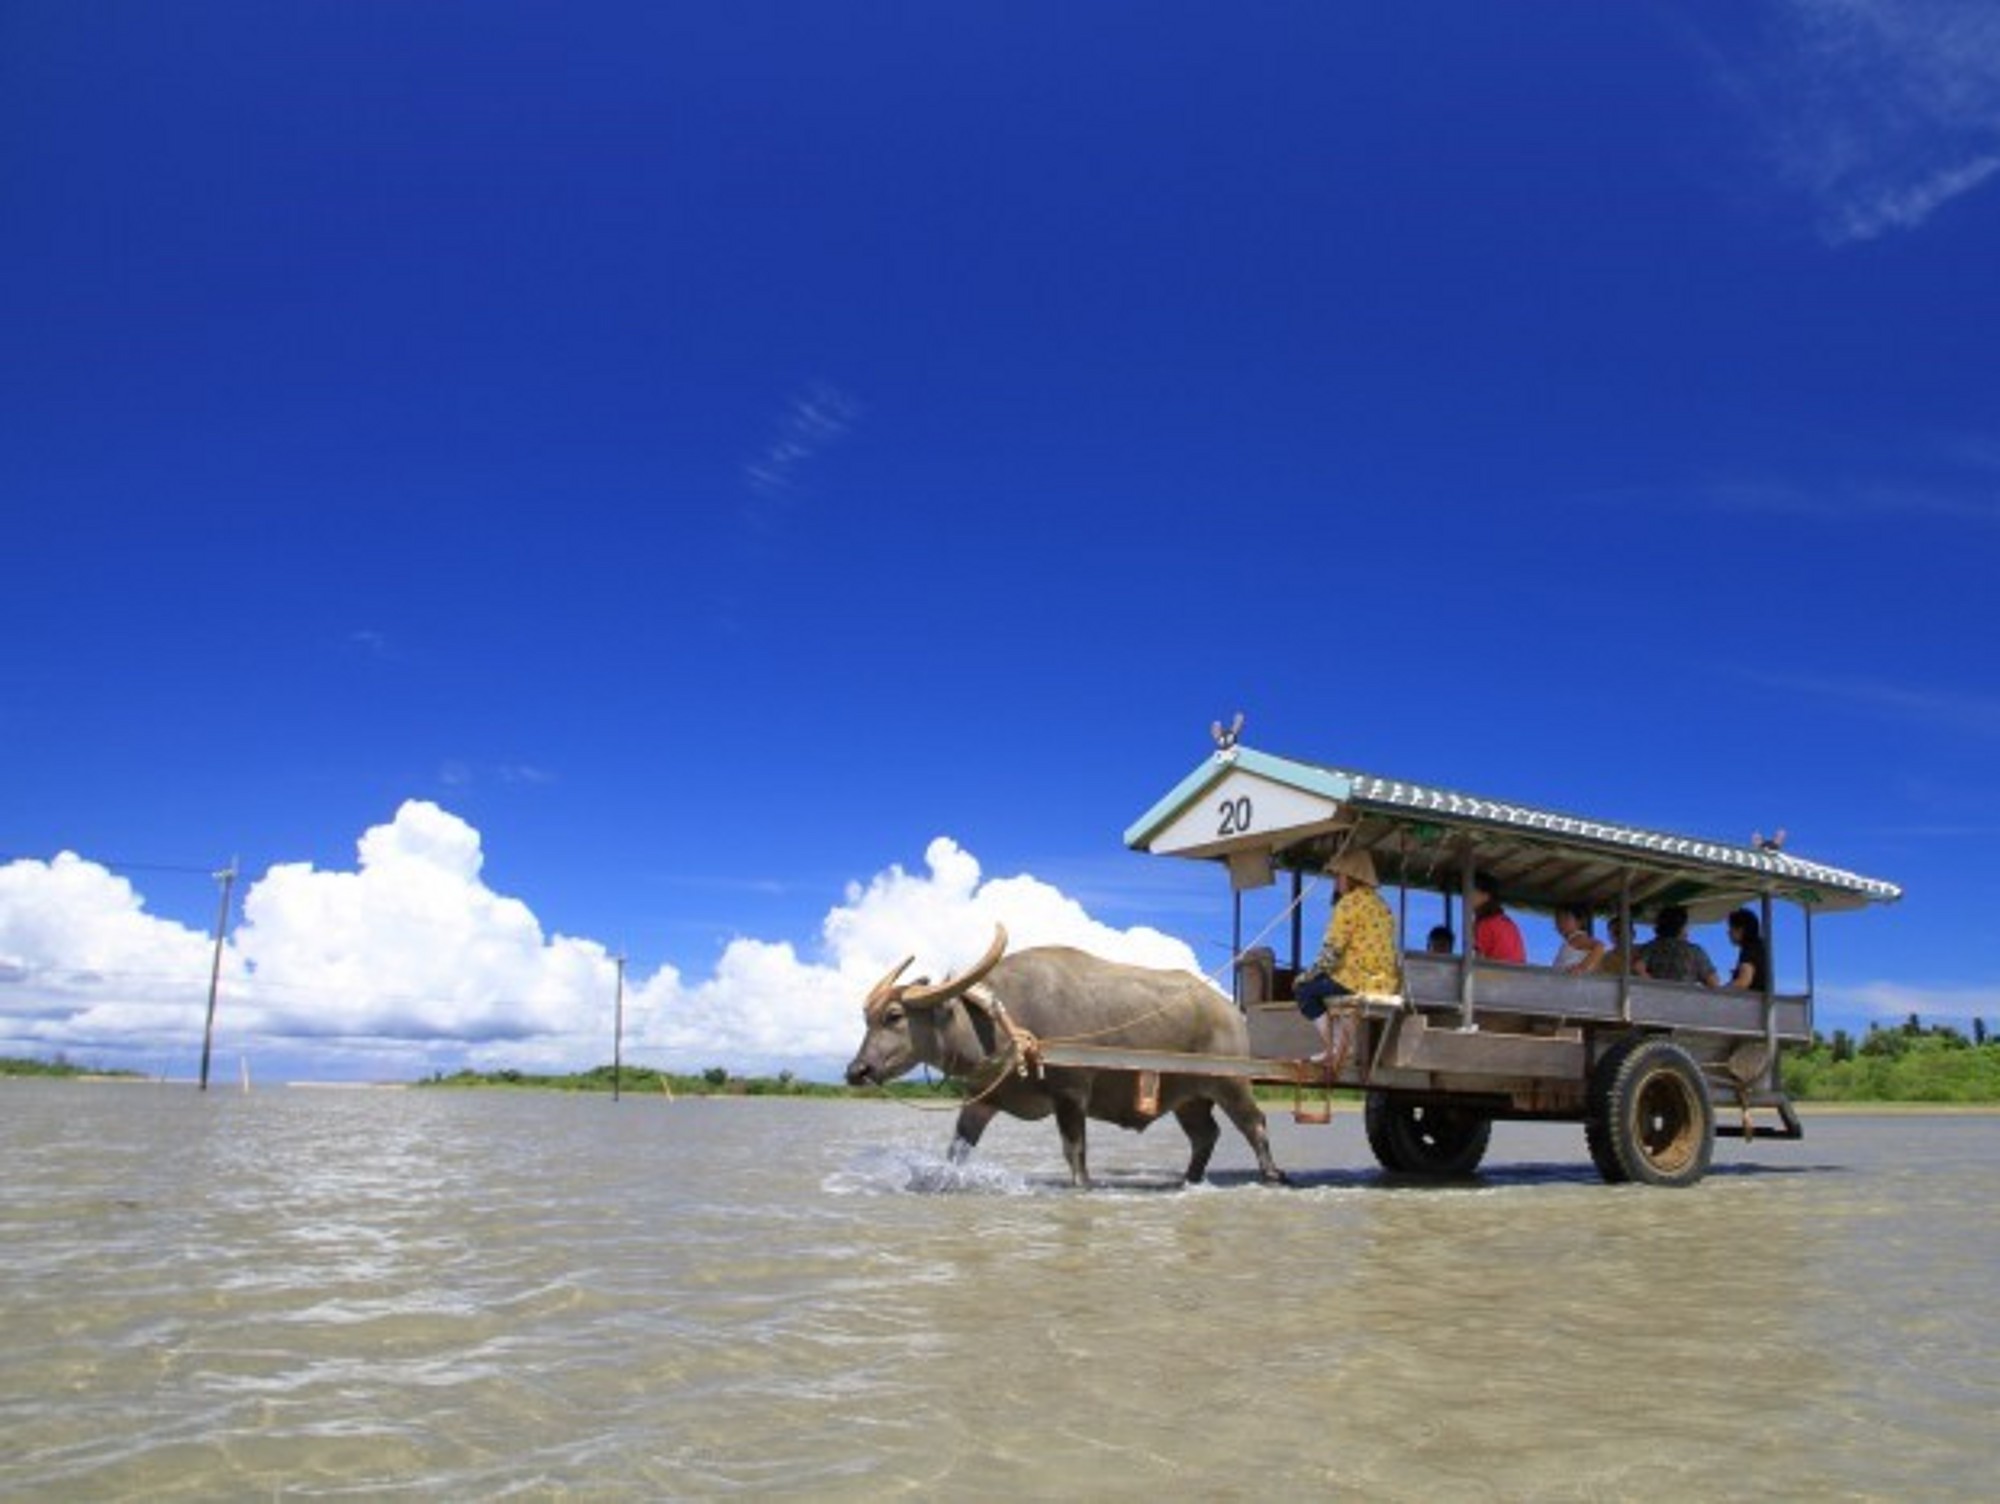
xmin=1042 ymin=741 xmax=1901 ymax=1187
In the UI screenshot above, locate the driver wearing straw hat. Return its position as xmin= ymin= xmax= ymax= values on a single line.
xmin=1294 ymin=846 xmax=1402 ymax=1064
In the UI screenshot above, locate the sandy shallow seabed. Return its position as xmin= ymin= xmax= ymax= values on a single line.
xmin=2 ymin=1085 xmax=1995 ymax=1500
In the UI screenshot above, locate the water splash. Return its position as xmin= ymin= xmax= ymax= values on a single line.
xmin=824 ymin=1144 xmax=1033 ymax=1197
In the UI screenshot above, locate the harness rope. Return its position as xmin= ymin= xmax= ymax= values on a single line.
xmin=858 ymin=988 xmax=1045 ymax=1114
xmin=866 ymin=870 xmax=1371 ymax=1113
xmin=870 ymin=987 xmax=1386 ymax=1118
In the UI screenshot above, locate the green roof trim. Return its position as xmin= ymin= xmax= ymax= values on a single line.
xmin=1235 ymin=747 xmax=1355 ymax=802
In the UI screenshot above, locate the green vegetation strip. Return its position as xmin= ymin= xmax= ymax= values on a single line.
xmin=11 ymin=1018 xmax=1998 ymax=1104
xmin=0 ymin=1057 xmax=143 ymax=1079
xmin=417 ymin=1064 xmax=959 ymax=1098
xmin=1782 ymin=1022 xmax=2000 ymax=1104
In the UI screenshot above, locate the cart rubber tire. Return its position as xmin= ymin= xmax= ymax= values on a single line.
xmin=1364 ymin=1092 xmax=1493 ymax=1177
xmin=1587 ymin=1036 xmax=1713 ymax=1188
xmin=1584 ymin=1111 xmax=1629 ymax=1184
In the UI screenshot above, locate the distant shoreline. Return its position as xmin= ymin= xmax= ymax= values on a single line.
xmin=15 ymin=1079 xmax=2000 ymax=1113
xmin=9 ymin=1058 xmax=2000 ymax=1111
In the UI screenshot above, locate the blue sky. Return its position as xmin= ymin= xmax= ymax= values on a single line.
xmin=4 ymin=2 xmax=1997 ymax=1079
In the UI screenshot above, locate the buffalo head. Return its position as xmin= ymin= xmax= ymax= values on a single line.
xmin=843 ymin=924 xmax=1009 ymax=1087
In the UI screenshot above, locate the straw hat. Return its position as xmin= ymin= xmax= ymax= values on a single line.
xmin=1328 ymin=847 xmax=1379 ymax=886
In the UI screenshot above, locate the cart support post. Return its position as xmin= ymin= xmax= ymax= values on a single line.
xmin=1458 ymin=860 xmax=1477 ymax=1030
xmin=1617 ymin=869 xmax=1633 ymax=1024
xmin=1289 ymin=868 xmax=1303 ymax=972
xmin=1760 ymin=892 xmax=1777 ymax=1089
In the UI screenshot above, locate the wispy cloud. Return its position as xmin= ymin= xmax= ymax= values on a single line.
xmin=1945 ymin=435 xmax=2000 ymax=475
xmin=439 ymin=762 xmax=558 ymax=790
xmin=1685 ymin=431 xmax=2000 ymax=526
xmin=1831 ymin=154 xmax=2000 ymax=242
xmin=1745 ymin=670 xmax=2000 ymax=740
xmin=742 ymin=382 xmax=859 ymax=498
xmin=1716 ymin=0 xmax=2000 ymax=242
xmin=646 ymin=871 xmax=795 ymax=898
xmin=1821 ymin=979 xmax=2000 ymax=1025
xmin=1694 ymin=475 xmax=2000 ymax=525
xmin=1870 ymin=823 xmax=2000 ymax=839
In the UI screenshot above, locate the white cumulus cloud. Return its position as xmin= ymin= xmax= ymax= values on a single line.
xmin=0 ymin=855 xmax=218 ymax=1050
xmin=627 ymin=836 xmax=1202 ymax=1073
xmin=0 ymin=811 xmax=1202 ymax=1082
xmin=235 ymin=800 xmax=612 ymax=1048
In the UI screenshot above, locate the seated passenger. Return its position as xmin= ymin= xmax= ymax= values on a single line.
xmin=1471 ymin=872 xmax=1526 ymax=964
xmin=1551 ymin=905 xmax=1604 ymax=974
xmin=1725 ymin=908 xmax=1770 ymax=991
xmin=1426 ymin=924 xmax=1456 ymax=954
xmin=1595 ymin=915 xmax=1634 ymax=975
xmin=1635 ymin=905 xmax=1719 ymax=987
xmin=1294 ymin=848 xmax=1402 ymax=1064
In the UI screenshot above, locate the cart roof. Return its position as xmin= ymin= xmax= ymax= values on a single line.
xmin=1125 ymin=745 xmax=1903 ymax=917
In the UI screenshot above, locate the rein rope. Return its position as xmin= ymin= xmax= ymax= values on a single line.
xmin=1205 ymin=875 xmax=1323 ymax=988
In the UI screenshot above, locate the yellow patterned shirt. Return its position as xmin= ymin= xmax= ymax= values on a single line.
xmin=1308 ymin=886 xmax=1402 ymax=996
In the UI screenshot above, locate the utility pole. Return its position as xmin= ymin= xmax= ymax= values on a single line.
xmin=612 ymin=953 xmax=627 ymax=1102
xmin=198 ymin=859 xmax=238 ymax=1092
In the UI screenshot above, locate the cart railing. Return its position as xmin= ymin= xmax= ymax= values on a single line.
xmin=1239 ymin=949 xmax=1807 ymax=1049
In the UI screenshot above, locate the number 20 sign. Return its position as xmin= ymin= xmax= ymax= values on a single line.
xmin=1216 ymin=796 xmax=1253 ymax=837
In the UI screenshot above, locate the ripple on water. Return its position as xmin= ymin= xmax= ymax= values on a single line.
xmin=3 ymin=1087 xmax=1996 ymax=1499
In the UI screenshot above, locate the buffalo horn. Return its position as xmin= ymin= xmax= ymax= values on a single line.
xmin=901 ymin=924 xmax=1010 ymax=1010
xmin=864 ymin=956 xmax=916 ymax=1011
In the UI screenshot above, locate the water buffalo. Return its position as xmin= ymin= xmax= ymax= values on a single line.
xmin=844 ymin=925 xmax=1285 ymax=1188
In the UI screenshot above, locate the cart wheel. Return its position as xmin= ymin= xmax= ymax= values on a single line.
xmin=1364 ymin=1092 xmax=1492 ymax=1177
xmin=1583 ymin=1111 xmax=1628 ymax=1184
xmin=1587 ymin=1037 xmax=1713 ymax=1188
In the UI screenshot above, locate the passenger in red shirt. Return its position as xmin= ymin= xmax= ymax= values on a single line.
xmin=1471 ymin=872 xmax=1527 ymax=964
